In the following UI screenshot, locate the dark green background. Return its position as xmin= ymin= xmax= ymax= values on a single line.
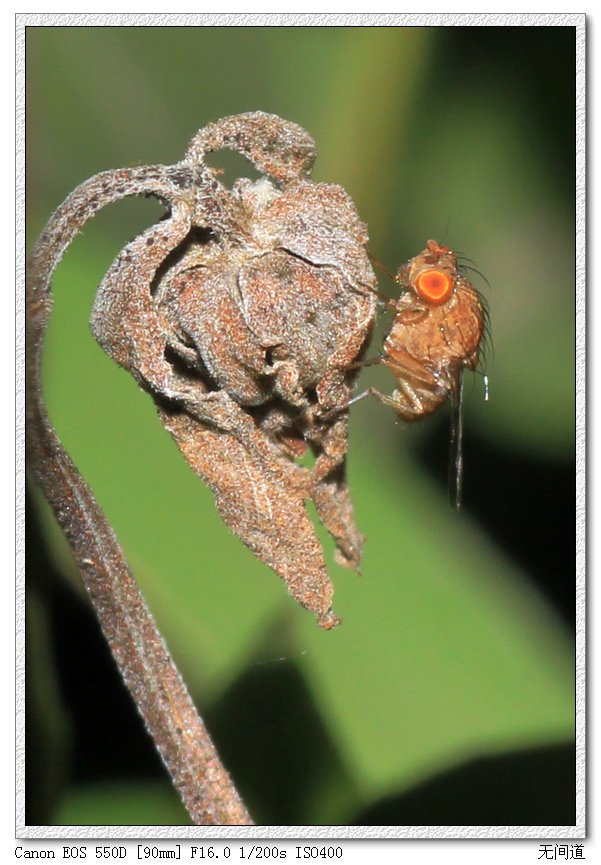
xmin=26 ymin=24 xmax=577 ymax=828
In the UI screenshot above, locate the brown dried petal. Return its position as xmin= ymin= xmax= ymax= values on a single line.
xmin=158 ymin=407 xmax=340 ymax=629
xmin=259 ymin=182 xmax=375 ymax=290
xmin=186 ymin=111 xmax=317 ymax=185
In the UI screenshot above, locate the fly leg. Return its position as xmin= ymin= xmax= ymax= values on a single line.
xmin=346 ymin=351 xmax=448 ymax=422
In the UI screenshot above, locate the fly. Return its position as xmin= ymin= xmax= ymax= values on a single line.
xmin=351 ymin=239 xmax=489 ymax=508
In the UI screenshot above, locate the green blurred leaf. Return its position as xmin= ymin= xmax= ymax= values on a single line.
xmin=55 ymin=782 xmax=192 ymax=826
xmin=297 ymin=433 xmax=573 ymax=798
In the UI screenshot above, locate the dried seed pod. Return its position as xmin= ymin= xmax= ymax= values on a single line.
xmin=31 ymin=112 xmax=377 ymax=628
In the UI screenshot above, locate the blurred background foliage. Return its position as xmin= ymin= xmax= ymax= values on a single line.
xmin=25 ymin=24 xmax=576 ymax=828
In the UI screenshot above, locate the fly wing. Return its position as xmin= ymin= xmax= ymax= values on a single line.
xmin=448 ymin=369 xmax=465 ymax=510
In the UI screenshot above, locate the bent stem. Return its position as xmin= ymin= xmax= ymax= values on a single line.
xmin=25 ymin=243 xmax=253 ymax=827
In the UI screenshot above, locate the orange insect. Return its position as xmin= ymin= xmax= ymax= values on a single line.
xmin=352 ymin=239 xmax=489 ymax=508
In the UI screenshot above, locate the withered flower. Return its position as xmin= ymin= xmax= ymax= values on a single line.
xmin=29 ymin=112 xmax=377 ymax=628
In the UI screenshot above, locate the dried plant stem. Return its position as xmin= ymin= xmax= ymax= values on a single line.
xmin=26 ymin=264 xmax=253 ymax=826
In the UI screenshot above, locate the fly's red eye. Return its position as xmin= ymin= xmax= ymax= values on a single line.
xmin=415 ymin=268 xmax=454 ymax=304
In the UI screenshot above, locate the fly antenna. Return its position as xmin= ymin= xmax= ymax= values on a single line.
xmin=368 ymin=251 xmax=397 ymax=282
